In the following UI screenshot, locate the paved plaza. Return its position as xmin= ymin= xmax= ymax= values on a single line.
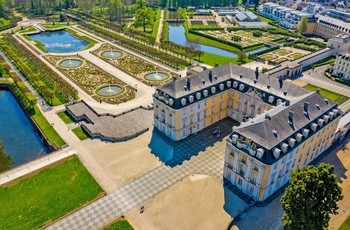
xmin=47 ymin=119 xmax=248 ymax=229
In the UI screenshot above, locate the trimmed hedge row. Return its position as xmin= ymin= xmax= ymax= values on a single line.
xmin=3 ymin=34 xmax=78 ymax=102
xmin=80 ymin=22 xmax=190 ymax=68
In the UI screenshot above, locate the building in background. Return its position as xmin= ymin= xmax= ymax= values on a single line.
xmin=332 ymin=53 xmax=350 ymax=80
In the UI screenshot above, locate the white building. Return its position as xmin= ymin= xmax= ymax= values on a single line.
xmin=333 ymin=53 xmax=350 ymax=80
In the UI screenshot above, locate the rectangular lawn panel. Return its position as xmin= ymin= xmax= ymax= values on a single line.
xmin=0 ymin=156 xmax=104 ymax=229
xmin=303 ymin=84 xmax=349 ymax=105
xmin=32 ymin=106 xmax=66 ymax=147
xmin=57 ymin=110 xmax=75 ymax=124
xmin=72 ymin=126 xmax=90 ymax=140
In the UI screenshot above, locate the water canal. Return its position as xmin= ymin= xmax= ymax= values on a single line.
xmin=0 ymin=89 xmax=48 ymax=168
xmin=168 ymin=24 xmax=267 ymax=58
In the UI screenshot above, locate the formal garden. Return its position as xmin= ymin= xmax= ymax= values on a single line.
xmin=92 ymin=44 xmax=175 ymax=86
xmin=0 ymin=156 xmax=104 ymax=229
xmin=259 ymin=48 xmax=310 ymax=63
xmin=200 ymin=30 xmax=286 ymax=47
xmin=45 ymin=55 xmax=135 ymax=104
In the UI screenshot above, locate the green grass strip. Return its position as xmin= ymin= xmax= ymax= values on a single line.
xmin=197 ymin=51 xmax=252 ymax=67
xmin=57 ymin=111 xmax=75 ymax=124
xmin=152 ymin=9 xmax=162 ymax=39
xmin=303 ymin=84 xmax=349 ymax=105
xmin=32 ymin=106 xmax=66 ymax=147
xmin=72 ymin=126 xmax=90 ymax=140
xmin=0 ymin=156 xmax=104 ymax=230
xmin=104 ymin=219 xmax=134 ymax=230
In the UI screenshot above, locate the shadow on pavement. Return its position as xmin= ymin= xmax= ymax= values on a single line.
xmin=148 ymin=118 xmax=239 ymax=167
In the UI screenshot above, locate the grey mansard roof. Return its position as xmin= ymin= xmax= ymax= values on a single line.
xmin=157 ymin=63 xmax=309 ymax=101
xmin=233 ymin=92 xmax=337 ymax=150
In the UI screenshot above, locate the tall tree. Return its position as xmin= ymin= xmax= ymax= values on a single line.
xmin=237 ymin=51 xmax=247 ymax=64
xmin=135 ymin=6 xmax=155 ymax=32
xmin=281 ymin=163 xmax=343 ymax=230
xmin=298 ymin=17 xmax=308 ymax=34
xmin=0 ymin=141 xmax=14 ymax=173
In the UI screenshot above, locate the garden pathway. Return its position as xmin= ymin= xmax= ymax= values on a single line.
xmin=0 ymin=50 xmax=52 ymax=112
xmin=155 ymin=10 xmax=164 ymax=43
xmin=46 ymin=119 xmax=249 ymax=230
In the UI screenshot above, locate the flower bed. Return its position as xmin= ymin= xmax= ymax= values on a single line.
xmin=45 ymin=55 xmax=135 ymax=104
xmin=92 ymin=44 xmax=175 ymax=86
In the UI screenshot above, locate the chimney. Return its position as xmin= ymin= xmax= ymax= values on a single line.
xmin=288 ymin=110 xmax=294 ymax=121
xmin=304 ymin=102 xmax=309 ymax=112
xmin=173 ymin=76 xmax=177 ymax=81
xmin=240 ymin=74 xmax=243 ymax=79
xmin=285 ymin=101 xmax=290 ymax=106
xmin=265 ymin=113 xmax=271 ymax=120
xmin=215 ymin=62 xmax=219 ymax=67
xmin=187 ymin=77 xmax=191 ymax=91
xmin=278 ymin=78 xmax=283 ymax=88
xmin=284 ymin=90 xmax=288 ymax=96
xmin=255 ymin=67 xmax=259 ymax=79
xmin=316 ymin=89 xmax=320 ymax=94
xmin=267 ymin=84 xmax=270 ymax=89
xmin=209 ymin=70 xmax=213 ymax=82
xmin=254 ymin=79 xmax=257 ymax=84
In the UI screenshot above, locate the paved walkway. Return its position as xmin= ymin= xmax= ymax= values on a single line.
xmin=156 ymin=10 xmax=164 ymax=43
xmin=47 ymin=119 xmax=248 ymax=229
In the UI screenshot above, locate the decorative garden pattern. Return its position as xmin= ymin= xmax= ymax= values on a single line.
xmin=45 ymin=55 xmax=135 ymax=104
xmin=92 ymin=44 xmax=175 ymax=86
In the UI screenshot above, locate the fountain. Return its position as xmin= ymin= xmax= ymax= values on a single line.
xmin=59 ymin=59 xmax=82 ymax=68
xmin=145 ymin=71 xmax=169 ymax=81
xmin=97 ymin=85 xmax=123 ymax=97
xmin=101 ymin=50 xmax=122 ymax=58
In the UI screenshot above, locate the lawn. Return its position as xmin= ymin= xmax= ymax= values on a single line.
xmin=0 ymin=156 xmax=104 ymax=229
xmin=32 ymin=106 xmax=66 ymax=147
xmin=104 ymin=218 xmax=134 ymax=230
xmin=42 ymin=23 xmax=67 ymax=30
xmin=72 ymin=126 xmax=90 ymax=140
xmin=18 ymin=27 xmax=37 ymax=34
xmin=339 ymin=215 xmax=350 ymax=230
xmin=197 ymin=51 xmax=252 ymax=67
xmin=151 ymin=9 xmax=162 ymax=38
xmin=303 ymin=84 xmax=349 ymax=105
xmin=57 ymin=110 xmax=75 ymax=124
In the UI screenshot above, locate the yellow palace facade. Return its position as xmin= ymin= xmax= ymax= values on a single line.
xmin=153 ymin=63 xmax=342 ymax=201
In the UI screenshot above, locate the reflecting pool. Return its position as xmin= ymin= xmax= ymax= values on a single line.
xmin=28 ymin=30 xmax=90 ymax=53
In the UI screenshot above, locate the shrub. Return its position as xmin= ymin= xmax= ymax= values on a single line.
xmin=232 ymin=35 xmax=241 ymax=42
xmin=253 ymin=31 xmax=262 ymax=37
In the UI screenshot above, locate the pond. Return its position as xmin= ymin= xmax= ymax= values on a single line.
xmin=168 ymin=24 xmax=238 ymax=58
xmin=28 ymin=30 xmax=90 ymax=53
xmin=0 ymin=89 xmax=49 ymax=168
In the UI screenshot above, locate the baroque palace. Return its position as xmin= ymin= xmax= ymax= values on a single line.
xmin=153 ymin=63 xmax=342 ymax=201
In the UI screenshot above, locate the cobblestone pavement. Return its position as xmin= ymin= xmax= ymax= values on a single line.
xmin=47 ymin=118 xmax=248 ymax=229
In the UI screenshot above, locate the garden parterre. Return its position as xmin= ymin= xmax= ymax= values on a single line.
xmin=45 ymin=55 xmax=135 ymax=104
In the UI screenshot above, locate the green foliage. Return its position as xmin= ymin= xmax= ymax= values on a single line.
xmin=237 ymin=51 xmax=247 ymax=63
xmin=252 ymin=31 xmax=262 ymax=37
xmin=232 ymin=35 xmax=241 ymax=42
xmin=281 ymin=163 xmax=343 ymax=230
xmin=57 ymin=111 xmax=75 ymax=124
xmin=298 ymin=17 xmax=308 ymax=34
xmin=0 ymin=141 xmax=14 ymax=173
xmin=32 ymin=106 xmax=66 ymax=147
xmin=339 ymin=215 xmax=350 ymax=230
xmin=135 ymin=7 xmax=155 ymax=32
xmin=104 ymin=220 xmax=134 ymax=230
xmin=0 ymin=156 xmax=104 ymax=229
xmin=72 ymin=127 xmax=90 ymax=140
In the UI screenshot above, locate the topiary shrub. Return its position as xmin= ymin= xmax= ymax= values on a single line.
xmin=253 ymin=31 xmax=262 ymax=37
xmin=232 ymin=35 xmax=241 ymax=42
